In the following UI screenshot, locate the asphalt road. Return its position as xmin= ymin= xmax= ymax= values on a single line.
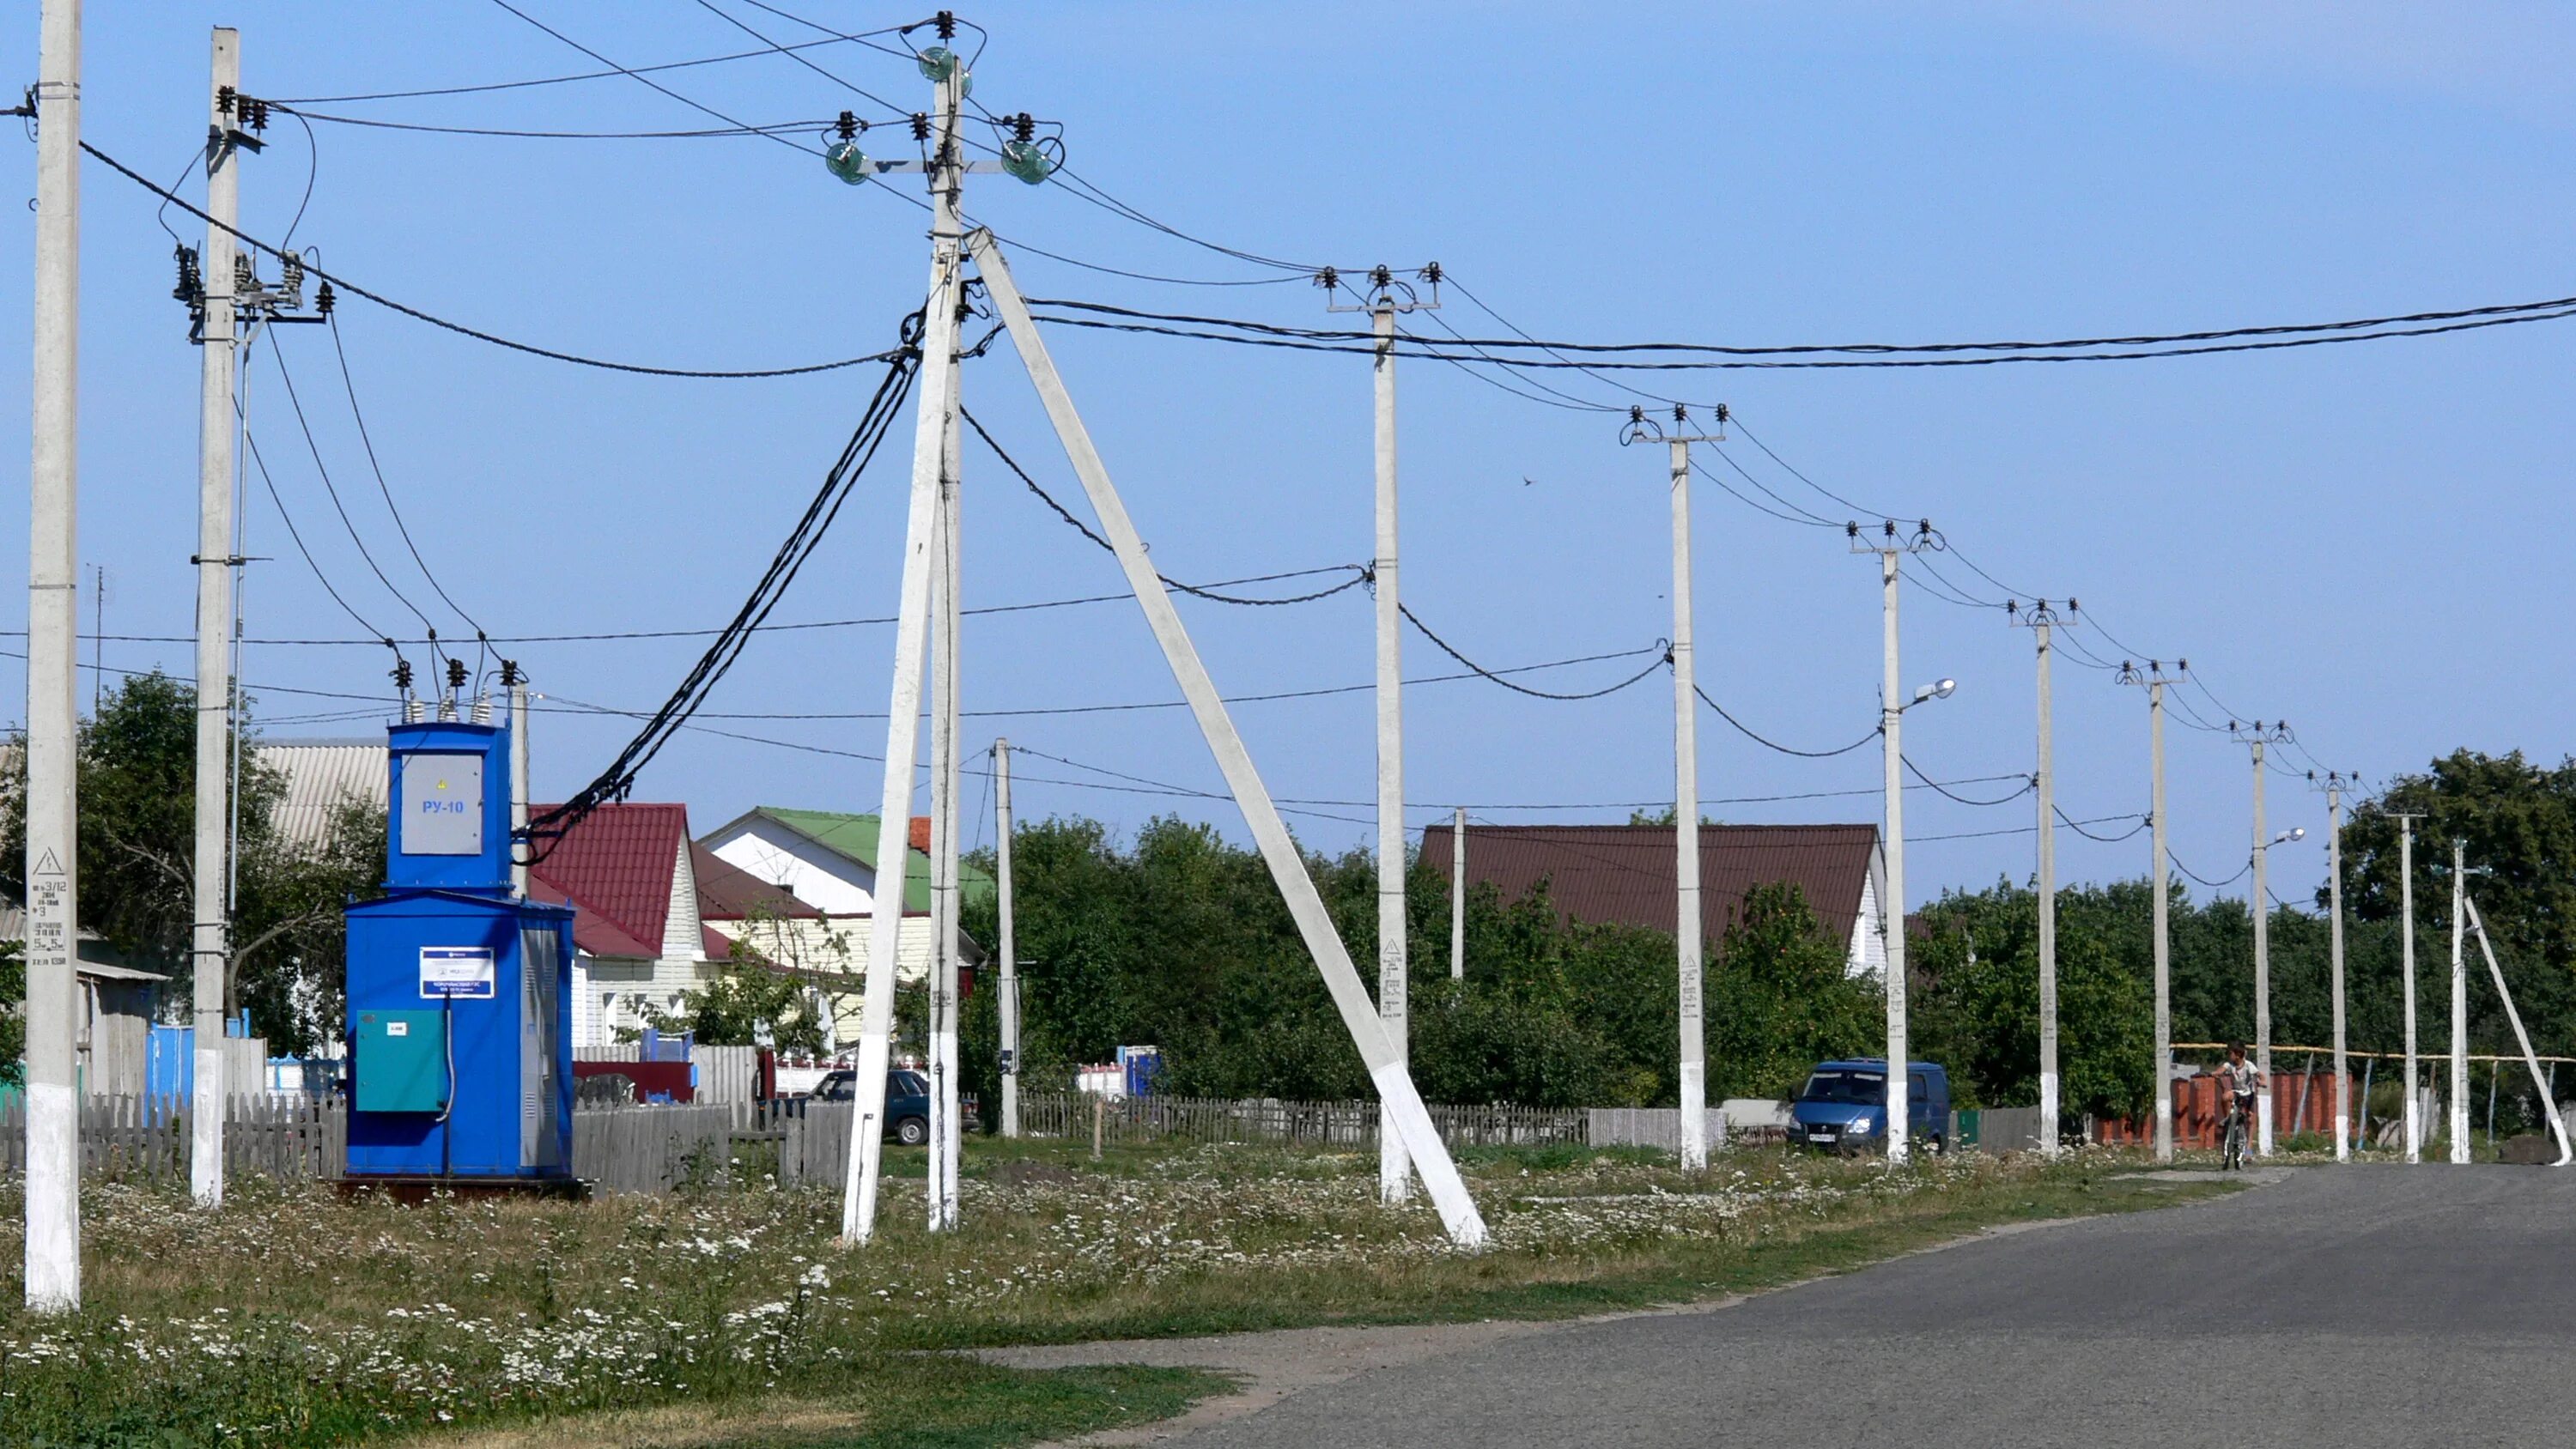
xmin=1149 ymin=1167 xmax=2576 ymax=1448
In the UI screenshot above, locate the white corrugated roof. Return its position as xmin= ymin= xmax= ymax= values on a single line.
xmin=261 ymin=738 xmax=388 ymax=849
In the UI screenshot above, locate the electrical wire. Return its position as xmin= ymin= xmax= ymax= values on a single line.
xmin=2169 ymin=851 xmax=2252 ymax=892
xmin=1400 ymin=607 xmax=1667 ymax=701
xmin=240 ymin=426 xmax=393 ymax=647
xmin=958 ymin=405 xmax=1374 ymax=607
xmin=1020 ymin=294 xmax=2576 ymax=368
xmin=1691 ymin=682 xmax=1879 ymax=759
xmin=2053 ymin=807 xmax=2152 ymax=844
xmin=265 ymin=332 xmax=437 ymax=634
xmin=1902 ymin=755 xmax=2036 ymax=807
xmin=322 ymin=310 xmax=487 ymax=638
xmin=484 ymin=0 xmax=823 ymax=160
xmin=267 ymin=24 xmax=915 ymax=103
xmin=274 ymin=106 xmax=837 ymax=141
xmin=86 ymin=141 xmax=907 ymax=379
xmin=528 ymin=317 xmax=922 ymax=852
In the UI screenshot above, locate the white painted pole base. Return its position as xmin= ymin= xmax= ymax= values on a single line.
xmin=2038 ymin=1070 xmax=2060 ymax=1160
xmin=2257 ymin=1096 xmax=2275 ymax=1157
xmin=23 ymin=1081 xmax=80 ymax=1312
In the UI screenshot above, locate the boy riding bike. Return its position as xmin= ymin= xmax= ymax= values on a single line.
xmin=2216 ymin=1041 xmax=2263 ymax=1170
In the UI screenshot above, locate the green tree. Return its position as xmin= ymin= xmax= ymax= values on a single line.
xmin=1704 ymin=881 xmax=1883 ymax=1100
xmin=1 ymin=942 xmax=22 ymax=1088
xmin=0 ymin=672 xmax=383 ymax=1052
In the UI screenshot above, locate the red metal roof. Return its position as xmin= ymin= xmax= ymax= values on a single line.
xmin=529 ymin=803 xmax=690 ymax=961
xmin=1420 ymin=822 xmax=1878 ymax=942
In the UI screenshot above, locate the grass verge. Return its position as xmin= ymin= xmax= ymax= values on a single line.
xmin=0 ymin=1141 xmax=2234 ymax=1446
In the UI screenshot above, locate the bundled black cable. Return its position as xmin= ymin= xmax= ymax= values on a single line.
xmin=526 ymin=316 xmax=923 ymax=858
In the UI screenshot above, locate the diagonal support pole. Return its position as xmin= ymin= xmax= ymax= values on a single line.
xmin=969 ymin=227 xmax=1487 ymax=1247
xmin=2463 ymin=894 xmax=2573 ymax=1167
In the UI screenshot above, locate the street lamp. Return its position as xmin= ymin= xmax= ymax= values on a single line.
xmin=1902 ymin=677 xmax=1958 ymax=712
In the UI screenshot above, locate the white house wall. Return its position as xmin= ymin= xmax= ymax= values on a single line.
xmin=1849 ymin=874 xmax=1888 ymax=980
xmin=703 ymin=913 xmax=934 ymax=1046
xmin=705 ymin=818 xmax=880 ymax=916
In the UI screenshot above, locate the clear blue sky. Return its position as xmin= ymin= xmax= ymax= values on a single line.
xmin=4 ymin=2 xmax=2572 ymax=909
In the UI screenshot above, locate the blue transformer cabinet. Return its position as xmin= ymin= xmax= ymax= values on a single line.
xmin=343 ymin=718 xmax=578 ymax=1184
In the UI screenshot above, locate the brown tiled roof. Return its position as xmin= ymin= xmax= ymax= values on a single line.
xmin=1420 ymin=822 xmax=1878 ymax=941
xmin=529 ymin=803 xmax=689 ymax=961
xmin=691 ymin=843 xmax=821 ymax=925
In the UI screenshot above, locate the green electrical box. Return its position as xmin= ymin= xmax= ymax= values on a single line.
xmin=355 ymin=1009 xmax=449 ymax=1113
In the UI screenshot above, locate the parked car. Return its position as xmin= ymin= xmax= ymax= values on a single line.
xmin=811 ymin=1069 xmax=979 ymax=1144
xmin=1789 ymin=1058 xmax=1950 ymax=1155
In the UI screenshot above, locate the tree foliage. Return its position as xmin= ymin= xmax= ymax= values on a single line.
xmin=1 ymin=672 xmax=384 ymax=1053
xmin=957 ymin=814 xmax=1884 ymax=1111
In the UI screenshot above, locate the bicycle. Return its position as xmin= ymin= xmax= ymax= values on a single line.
xmin=2221 ymin=1094 xmax=2253 ymax=1171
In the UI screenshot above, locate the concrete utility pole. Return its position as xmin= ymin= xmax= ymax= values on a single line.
xmin=1449 ymin=807 xmax=1466 ymax=981
xmin=190 ymin=27 xmax=244 ymax=1210
xmin=23 ymin=0 xmax=84 ymax=1313
xmin=2390 ymin=812 xmax=2424 ymax=1162
xmin=1360 ymin=269 xmax=1420 ymax=1203
xmin=2123 ymin=661 xmax=2180 ymax=1162
xmin=972 ymin=229 xmax=1488 ymax=1246
xmin=925 ymin=267 xmax=965 ymax=1234
xmin=2014 ymin=601 xmax=2066 ymax=1156
xmin=1853 ymin=519 xmax=1942 ymax=1167
xmin=2238 ymin=722 xmax=2299 ymax=1157
xmin=1625 ymin=406 xmax=1721 ymax=1170
xmin=994 ymin=738 xmax=1018 ymax=1139
xmin=2450 ymin=839 xmax=2470 ymax=1163
xmin=508 ymin=664 xmax=531 ymax=898
xmin=844 ymin=52 xmax=969 ymax=1246
xmin=2315 ymin=773 xmax=2348 ymax=1161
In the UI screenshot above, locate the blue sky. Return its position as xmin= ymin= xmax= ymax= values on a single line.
xmin=4 ymin=2 xmax=2572 ymax=908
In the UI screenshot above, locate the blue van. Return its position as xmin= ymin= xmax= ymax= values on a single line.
xmin=1789 ymin=1058 xmax=1950 ymax=1155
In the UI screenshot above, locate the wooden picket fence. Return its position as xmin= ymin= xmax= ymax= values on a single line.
xmin=1015 ymin=1092 xmax=1589 ymax=1150
xmin=0 ymin=1094 xmax=345 ymax=1180
xmin=572 ymin=1103 xmax=740 ymax=1194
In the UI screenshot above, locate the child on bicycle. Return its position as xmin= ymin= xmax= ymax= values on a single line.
xmin=2217 ymin=1041 xmax=2263 ymax=1137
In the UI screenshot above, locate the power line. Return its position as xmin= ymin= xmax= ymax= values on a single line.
xmin=1400 ymin=606 xmax=1667 ymax=702
xmin=1018 ymin=294 xmax=2576 ymax=368
xmin=264 ymin=332 xmax=436 ymax=634
xmin=267 ymin=25 xmax=914 ymax=103
xmin=84 ymin=141 xmax=905 ymax=379
xmin=319 ymin=312 xmax=486 ymax=637
xmin=1691 ymin=682 xmax=1878 ymax=759
xmin=275 ymin=105 xmax=839 ymax=141
xmin=240 ymin=425 xmax=393 ymax=648
xmin=1902 ymin=755 xmax=2036 ymax=808
xmin=957 ymin=405 xmax=1374 ymax=608
xmin=0 ymin=569 xmax=1371 ymax=648
xmin=528 ymin=321 xmax=922 ymax=850
xmin=483 ymin=0 xmax=822 ymax=161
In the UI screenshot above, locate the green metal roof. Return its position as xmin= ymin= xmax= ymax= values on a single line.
xmin=753 ymin=807 xmax=995 ymax=915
